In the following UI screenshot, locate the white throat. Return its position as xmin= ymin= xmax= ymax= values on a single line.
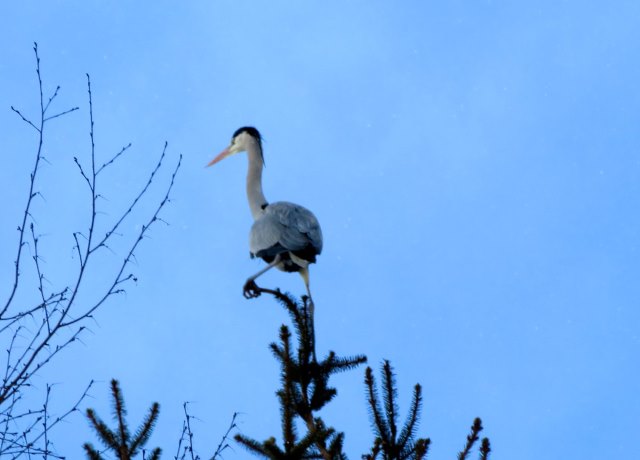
xmin=244 ymin=137 xmax=267 ymax=220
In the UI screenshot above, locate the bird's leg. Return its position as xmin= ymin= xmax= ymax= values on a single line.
xmin=243 ymin=255 xmax=281 ymax=299
xmin=299 ymin=266 xmax=313 ymax=302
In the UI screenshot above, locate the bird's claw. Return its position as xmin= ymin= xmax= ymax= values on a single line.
xmin=243 ymin=280 xmax=261 ymax=299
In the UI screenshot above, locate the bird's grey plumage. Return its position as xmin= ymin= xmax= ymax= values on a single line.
xmin=250 ymin=201 xmax=323 ymax=269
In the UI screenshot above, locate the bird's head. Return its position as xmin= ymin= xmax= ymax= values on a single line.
xmin=207 ymin=126 xmax=263 ymax=167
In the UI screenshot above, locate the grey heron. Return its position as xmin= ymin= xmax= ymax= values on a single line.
xmin=208 ymin=127 xmax=323 ymax=300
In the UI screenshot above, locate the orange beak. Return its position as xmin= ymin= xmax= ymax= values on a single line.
xmin=206 ymin=147 xmax=231 ymax=167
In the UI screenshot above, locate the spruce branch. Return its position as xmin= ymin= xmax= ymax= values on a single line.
xmin=363 ymin=361 xmax=430 ymax=460
xmin=457 ymin=418 xmax=479 ymax=460
xmin=86 ymin=408 xmax=119 ymax=450
xmin=396 ymin=384 xmax=422 ymax=450
xmin=234 ymin=433 xmax=272 ymax=459
xmin=83 ymin=443 xmax=104 ymax=460
xmin=143 ymin=448 xmax=162 ymax=460
xmin=237 ymin=291 xmax=366 ymax=460
xmin=478 ymin=438 xmax=491 ymax=460
xmin=412 ymin=438 xmax=430 ymax=460
xmin=112 ymin=379 xmax=131 ymax=449
xmin=365 ymin=367 xmax=390 ymax=444
xmin=457 ymin=418 xmax=487 ymax=460
xmin=84 ymin=379 xmax=161 ymax=460
xmin=129 ymin=401 xmax=160 ymax=455
xmin=382 ymin=362 xmax=398 ymax=442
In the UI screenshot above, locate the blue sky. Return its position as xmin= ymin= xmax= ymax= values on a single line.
xmin=1 ymin=1 xmax=639 ymax=458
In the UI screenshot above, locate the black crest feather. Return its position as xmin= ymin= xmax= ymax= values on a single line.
xmin=233 ymin=126 xmax=262 ymax=144
xmin=233 ymin=126 xmax=264 ymax=163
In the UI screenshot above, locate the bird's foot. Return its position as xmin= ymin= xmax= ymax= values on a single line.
xmin=243 ymin=279 xmax=262 ymax=299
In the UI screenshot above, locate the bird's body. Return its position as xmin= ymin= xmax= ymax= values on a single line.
xmin=208 ymin=127 xmax=323 ymax=299
xmin=250 ymin=201 xmax=322 ymax=270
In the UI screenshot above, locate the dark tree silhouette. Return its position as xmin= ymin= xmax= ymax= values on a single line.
xmin=234 ymin=289 xmax=367 ymax=460
xmin=83 ymin=383 xmax=239 ymax=460
xmin=232 ymin=287 xmax=491 ymax=460
xmin=456 ymin=419 xmax=491 ymax=460
xmin=83 ymin=379 xmax=161 ymax=460
xmin=1 ymin=44 xmax=181 ymax=458
xmin=363 ymin=361 xmax=430 ymax=460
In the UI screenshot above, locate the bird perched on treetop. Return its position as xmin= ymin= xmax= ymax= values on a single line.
xmin=207 ymin=127 xmax=323 ymax=301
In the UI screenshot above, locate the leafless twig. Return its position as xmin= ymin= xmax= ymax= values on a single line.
xmin=210 ymin=412 xmax=238 ymax=460
xmin=1 ymin=43 xmax=180 ymax=458
xmin=175 ymin=402 xmax=199 ymax=460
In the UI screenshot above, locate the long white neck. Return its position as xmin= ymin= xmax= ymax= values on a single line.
xmin=245 ymin=139 xmax=267 ymax=220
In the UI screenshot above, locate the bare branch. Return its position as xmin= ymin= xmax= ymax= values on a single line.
xmin=73 ymin=157 xmax=92 ymax=190
xmin=97 ymin=142 xmax=132 ymax=175
xmin=211 ymin=412 xmax=238 ymax=460
xmin=92 ymin=142 xmax=170 ymax=253
xmin=178 ymin=402 xmax=197 ymax=460
xmin=43 ymin=85 xmax=60 ymax=114
xmin=43 ymin=106 xmax=79 ymax=122
xmin=62 ymin=151 xmax=181 ymax=328
xmin=1 ymin=44 xmax=180 ymax=458
xmin=2 ymin=45 xmax=46 ymax=318
xmin=10 ymin=106 xmax=39 ymax=132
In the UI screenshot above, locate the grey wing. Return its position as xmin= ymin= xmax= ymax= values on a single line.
xmin=250 ymin=201 xmax=323 ymax=262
